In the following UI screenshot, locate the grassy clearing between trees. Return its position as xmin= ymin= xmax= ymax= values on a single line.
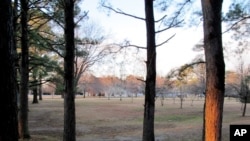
xmin=22 ymin=96 xmax=250 ymax=141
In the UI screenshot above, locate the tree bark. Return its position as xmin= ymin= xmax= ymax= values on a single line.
xmin=63 ymin=0 xmax=76 ymax=141
xmin=180 ymin=96 xmax=184 ymax=109
xmin=32 ymin=79 xmax=39 ymax=104
xmin=202 ymin=101 xmax=205 ymax=141
xmin=19 ymin=0 xmax=30 ymax=138
xmin=32 ymin=86 xmax=39 ymax=104
xmin=0 ymin=0 xmax=19 ymax=140
xmin=39 ymin=74 xmax=43 ymax=100
xmin=201 ymin=0 xmax=225 ymax=141
xmin=242 ymin=96 xmax=247 ymax=117
xmin=143 ymin=0 xmax=156 ymax=141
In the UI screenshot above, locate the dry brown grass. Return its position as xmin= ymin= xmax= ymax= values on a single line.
xmin=22 ymin=96 xmax=250 ymax=141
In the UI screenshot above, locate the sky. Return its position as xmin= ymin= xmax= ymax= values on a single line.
xmin=79 ymin=0 xmax=237 ymax=77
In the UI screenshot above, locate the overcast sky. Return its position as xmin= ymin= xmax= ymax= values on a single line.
xmin=79 ymin=0 xmax=239 ymax=77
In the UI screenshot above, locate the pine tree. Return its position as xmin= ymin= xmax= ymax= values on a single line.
xmin=63 ymin=0 xmax=76 ymax=140
xmin=201 ymin=0 xmax=225 ymax=140
xmin=0 ymin=0 xmax=19 ymax=140
xmin=19 ymin=0 xmax=31 ymax=138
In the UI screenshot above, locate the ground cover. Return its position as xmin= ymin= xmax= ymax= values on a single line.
xmin=23 ymin=96 xmax=250 ymax=141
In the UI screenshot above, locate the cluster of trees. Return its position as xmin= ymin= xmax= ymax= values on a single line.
xmin=1 ymin=0 xmax=110 ymax=140
xmin=1 ymin=0 xmax=249 ymax=141
xmin=77 ymin=74 xmax=144 ymax=98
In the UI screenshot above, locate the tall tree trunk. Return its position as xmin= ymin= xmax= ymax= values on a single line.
xmin=0 ymin=1 xmax=19 ymax=140
xmin=32 ymin=85 xmax=39 ymax=104
xmin=201 ymin=0 xmax=225 ymax=141
xmin=63 ymin=0 xmax=76 ymax=141
xmin=242 ymin=96 xmax=247 ymax=117
xmin=32 ymin=70 xmax=38 ymax=104
xmin=14 ymin=0 xmax=19 ymax=109
xmin=39 ymin=74 xmax=43 ymax=100
xmin=180 ymin=96 xmax=184 ymax=109
xmin=19 ymin=0 xmax=30 ymax=138
xmin=32 ymin=76 xmax=39 ymax=104
xmin=143 ymin=0 xmax=156 ymax=141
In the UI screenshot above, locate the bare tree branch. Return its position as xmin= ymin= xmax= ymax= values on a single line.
xmin=223 ymin=15 xmax=250 ymax=34
xmin=74 ymin=11 xmax=89 ymax=27
xmin=155 ymin=15 xmax=167 ymax=23
xmin=110 ymin=41 xmax=147 ymax=50
xmin=102 ymin=5 xmax=145 ymax=21
xmin=36 ymin=8 xmax=65 ymax=29
xmin=156 ymin=34 xmax=176 ymax=47
xmin=155 ymin=0 xmax=191 ymax=34
xmin=29 ymin=79 xmax=51 ymax=87
xmin=136 ymin=77 xmax=146 ymax=83
xmin=123 ymin=44 xmax=147 ymax=49
xmin=155 ymin=20 xmax=184 ymax=34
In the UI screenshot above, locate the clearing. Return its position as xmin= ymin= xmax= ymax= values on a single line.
xmin=24 ymin=96 xmax=250 ymax=141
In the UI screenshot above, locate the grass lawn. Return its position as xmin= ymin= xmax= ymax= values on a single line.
xmin=23 ymin=96 xmax=250 ymax=141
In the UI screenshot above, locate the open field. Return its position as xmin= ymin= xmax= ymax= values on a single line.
xmin=24 ymin=96 xmax=250 ymax=141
